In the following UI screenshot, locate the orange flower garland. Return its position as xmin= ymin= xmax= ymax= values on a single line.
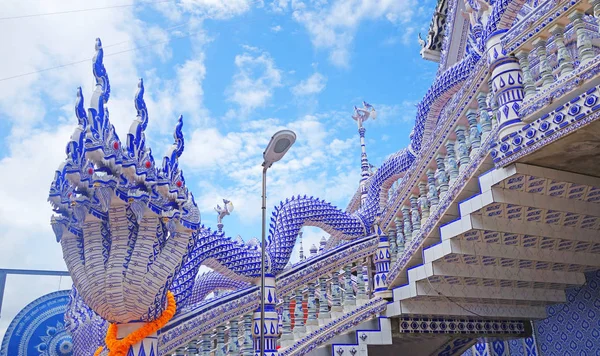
xmin=94 ymin=291 xmax=177 ymax=356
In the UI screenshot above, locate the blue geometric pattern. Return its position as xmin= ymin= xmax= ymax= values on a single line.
xmin=535 ymin=270 xmax=600 ymax=356
xmin=464 ymin=270 xmax=600 ymax=356
xmin=0 ymin=290 xmax=73 ymax=356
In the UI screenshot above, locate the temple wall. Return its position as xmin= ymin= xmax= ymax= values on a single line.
xmin=463 ymin=269 xmax=600 ymax=355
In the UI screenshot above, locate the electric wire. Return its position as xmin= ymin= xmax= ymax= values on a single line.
xmin=0 ymin=0 xmax=265 ymax=83
xmin=0 ymin=21 xmax=193 ymax=83
xmin=0 ymin=0 xmax=177 ymax=21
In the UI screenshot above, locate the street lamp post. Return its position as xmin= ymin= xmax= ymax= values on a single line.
xmin=259 ymin=130 xmax=296 ymax=355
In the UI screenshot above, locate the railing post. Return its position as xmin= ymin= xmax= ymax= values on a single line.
xmin=466 ymin=109 xmax=481 ymax=157
xmin=187 ymin=341 xmax=198 ymax=356
xmin=410 ymin=195 xmax=421 ymax=237
xmin=293 ymin=287 xmax=306 ymax=338
xmin=476 ymin=93 xmax=492 ymax=141
xmin=355 ymin=259 xmax=368 ymax=303
xmin=445 ymin=140 xmax=459 ymax=184
xmin=514 ymin=50 xmax=536 ymax=100
xmin=330 ymin=273 xmax=343 ymax=314
xmin=242 ymin=314 xmax=253 ymax=356
xmin=532 ymin=38 xmax=554 ymax=88
xmin=395 ymin=217 xmax=405 ymax=255
xmin=455 ymin=125 xmax=470 ymax=172
xmin=418 ymin=181 xmax=430 ymax=225
xmin=280 ymin=295 xmax=293 ymax=347
xmin=306 ymin=282 xmax=318 ymax=330
xmin=318 ymin=277 xmax=331 ymax=321
xmin=341 ymin=264 xmax=355 ymax=309
xmin=435 ymin=154 xmax=449 ymax=197
xmin=253 ymin=275 xmax=279 ymax=355
xmin=202 ymin=334 xmax=211 ymax=356
xmin=549 ymin=24 xmax=574 ymax=78
xmin=229 ymin=318 xmax=239 ymax=354
xmin=402 ymin=205 xmax=412 ymax=243
xmin=486 ymin=29 xmax=525 ymax=139
xmin=373 ymin=225 xmax=392 ymax=299
xmin=215 ymin=325 xmax=226 ymax=356
xmin=569 ymin=10 xmax=595 ymax=65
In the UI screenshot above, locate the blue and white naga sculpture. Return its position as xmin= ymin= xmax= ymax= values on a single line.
xmin=48 ymin=8 xmax=496 ymax=349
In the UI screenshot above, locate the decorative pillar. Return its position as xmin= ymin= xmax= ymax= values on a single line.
xmin=242 ymin=314 xmax=253 ymax=356
xmin=229 ymin=318 xmax=239 ymax=354
xmin=549 ymin=25 xmax=574 ymax=78
xmin=293 ymin=288 xmax=306 ymax=337
xmin=435 ymin=154 xmax=449 ymax=197
xmin=569 ymin=10 xmax=595 ymax=64
xmin=532 ymin=38 xmax=554 ymax=87
xmin=202 ymin=334 xmax=211 ymax=356
xmin=280 ymin=295 xmax=293 ymax=346
xmin=355 ymin=260 xmax=368 ymax=302
xmin=330 ymin=274 xmax=343 ymax=313
xmin=306 ymin=282 xmax=318 ymax=328
xmin=253 ymin=274 xmax=279 ymax=355
xmin=402 ymin=205 xmax=412 ymax=242
xmin=486 ymin=29 xmax=525 ymax=139
xmin=514 ymin=50 xmax=536 ymax=100
xmin=476 ymin=93 xmax=492 ymax=141
xmin=445 ymin=140 xmax=459 ymax=183
xmin=455 ymin=125 xmax=470 ymax=172
xmin=466 ymin=109 xmax=481 ymax=157
xmin=343 ymin=264 xmax=356 ymax=308
xmin=395 ymin=217 xmax=405 ymax=254
xmin=215 ymin=325 xmax=226 ymax=356
xmin=318 ymin=277 xmax=331 ymax=320
xmin=373 ymin=224 xmax=392 ymax=298
xmin=418 ymin=181 xmax=430 ymax=225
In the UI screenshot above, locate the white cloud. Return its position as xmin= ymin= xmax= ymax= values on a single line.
xmin=291 ymin=72 xmax=327 ymax=96
xmin=168 ymin=0 xmax=254 ymax=19
xmin=291 ymin=0 xmax=417 ymax=67
xmin=226 ymin=51 xmax=282 ymax=113
xmin=271 ymin=25 xmax=283 ymax=32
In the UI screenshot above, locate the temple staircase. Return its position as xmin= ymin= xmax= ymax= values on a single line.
xmin=388 ymin=162 xmax=600 ymax=319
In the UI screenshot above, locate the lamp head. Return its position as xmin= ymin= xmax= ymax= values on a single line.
xmin=262 ymin=129 xmax=296 ymax=168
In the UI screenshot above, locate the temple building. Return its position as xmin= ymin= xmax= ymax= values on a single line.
xmin=1 ymin=0 xmax=600 ymax=355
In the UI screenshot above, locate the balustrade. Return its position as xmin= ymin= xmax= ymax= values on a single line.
xmin=550 ymin=24 xmax=575 ymax=78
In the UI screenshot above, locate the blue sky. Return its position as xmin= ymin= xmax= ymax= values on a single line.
xmin=0 ymin=0 xmax=438 ymax=337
